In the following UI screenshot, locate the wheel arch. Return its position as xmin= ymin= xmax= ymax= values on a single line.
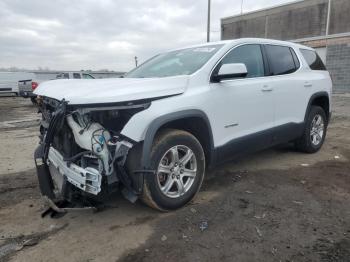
xmin=304 ymin=91 xmax=330 ymax=123
xmin=140 ymin=110 xmax=215 ymax=169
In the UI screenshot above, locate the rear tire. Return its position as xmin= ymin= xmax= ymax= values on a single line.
xmin=141 ymin=129 xmax=205 ymax=211
xmin=296 ymin=106 xmax=327 ymax=153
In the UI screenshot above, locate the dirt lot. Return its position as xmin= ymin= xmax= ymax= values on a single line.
xmin=0 ymin=95 xmax=349 ymax=262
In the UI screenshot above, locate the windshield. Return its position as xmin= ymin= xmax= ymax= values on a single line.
xmin=126 ymin=45 xmax=223 ymax=78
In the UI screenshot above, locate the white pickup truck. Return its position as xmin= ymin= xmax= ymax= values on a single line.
xmin=0 ymin=72 xmax=36 ymax=96
xmin=18 ymin=72 xmax=95 ymax=103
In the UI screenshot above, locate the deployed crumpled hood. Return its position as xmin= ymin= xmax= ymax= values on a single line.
xmin=34 ymin=75 xmax=189 ymax=104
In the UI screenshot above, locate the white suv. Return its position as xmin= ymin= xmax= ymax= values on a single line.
xmin=34 ymin=38 xmax=332 ymax=211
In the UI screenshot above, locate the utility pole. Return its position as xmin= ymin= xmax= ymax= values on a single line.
xmin=326 ymin=0 xmax=332 ymax=36
xmin=207 ymin=0 xmax=211 ymax=42
xmin=134 ymin=56 xmax=138 ymax=67
xmin=240 ymin=0 xmax=244 ymax=15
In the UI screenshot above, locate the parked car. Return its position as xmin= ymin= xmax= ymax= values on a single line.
xmin=55 ymin=72 xmax=95 ymax=80
xmin=18 ymin=72 xmax=95 ymax=103
xmin=0 ymin=80 xmax=18 ymax=95
xmin=0 ymin=72 xmax=35 ymax=96
xmin=33 ymin=38 xmax=332 ymax=212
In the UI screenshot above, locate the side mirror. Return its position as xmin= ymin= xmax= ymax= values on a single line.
xmin=212 ymin=63 xmax=248 ymax=82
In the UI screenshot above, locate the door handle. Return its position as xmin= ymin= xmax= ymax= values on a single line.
xmin=261 ymin=85 xmax=273 ymax=92
xmin=304 ymin=82 xmax=313 ymax=88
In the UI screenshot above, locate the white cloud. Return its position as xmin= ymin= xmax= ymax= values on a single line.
xmin=0 ymin=0 xmax=296 ymax=72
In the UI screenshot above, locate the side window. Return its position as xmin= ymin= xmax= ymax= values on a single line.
xmin=300 ymin=49 xmax=326 ymax=70
xmin=219 ymin=44 xmax=265 ymax=78
xmin=73 ymin=73 xmax=81 ymax=79
xmin=82 ymin=73 xmax=94 ymax=79
xmin=265 ymin=45 xmax=297 ymax=75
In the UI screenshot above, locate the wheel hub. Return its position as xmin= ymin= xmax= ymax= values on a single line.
xmin=156 ymin=145 xmax=197 ymax=198
xmin=310 ymin=114 xmax=324 ymax=146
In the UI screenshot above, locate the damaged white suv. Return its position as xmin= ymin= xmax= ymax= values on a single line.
xmin=34 ymin=38 xmax=332 ymax=211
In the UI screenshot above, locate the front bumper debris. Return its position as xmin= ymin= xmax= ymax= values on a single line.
xmin=41 ymin=196 xmax=97 ymax=218
xmin=34 ymin=98 xmax=146 ymax=213
xmin=47 ymin=147 xmax=102 ymax=195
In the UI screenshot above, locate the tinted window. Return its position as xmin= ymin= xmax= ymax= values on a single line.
xmin=220 ymin=44 xmax=265 ymax=78
xmin=300 ymin=49 xmax=326 ymax=70
xmin=265 ymin=45 xmax=297 ymax=75
xmin=73 ymin=73 xmax=81 ymax=79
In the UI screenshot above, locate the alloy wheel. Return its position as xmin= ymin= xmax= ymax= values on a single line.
xmin=310 ymin=114 xmax=324 ymax=146
xmin=156 ymin=145 xmax=197 ymax=198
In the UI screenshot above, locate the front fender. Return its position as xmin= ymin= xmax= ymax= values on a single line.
xmin=121 ymin=109 xmax=214 ymax=169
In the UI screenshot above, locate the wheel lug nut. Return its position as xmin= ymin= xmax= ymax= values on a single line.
xmin=174 ymin=162 xmax=178 ymax=167
xmin=180 ymin=169 xmax=184 ymax=174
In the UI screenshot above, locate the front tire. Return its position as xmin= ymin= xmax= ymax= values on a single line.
xmin=142 ymin=129 xmax=205 ymax=211
xmin=296 ymin=106 xmax=327 ymax=153
xmin=30 ymin=97 xmax=37 ymax=104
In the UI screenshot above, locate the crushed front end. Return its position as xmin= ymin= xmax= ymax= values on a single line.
xmin=34 ymin=97 xmax=148 ymax=208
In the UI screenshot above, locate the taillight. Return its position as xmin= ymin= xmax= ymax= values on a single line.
xmin=31 ymin=81 xmax=39 ymax=90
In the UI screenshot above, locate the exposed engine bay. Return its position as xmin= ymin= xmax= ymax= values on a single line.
xmin=35 ymin=97 xmax=149 ymax=208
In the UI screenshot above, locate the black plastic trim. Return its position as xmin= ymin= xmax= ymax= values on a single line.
xmin=213 ymin=122 xmax=305 ymax=166
xmin=260 ymin=44 xmax=271 ymax=76
xmin=140 ymin=109 xmax=215 ymax=168
xmin=304 ymin=91 xmax=330 ymax=122
xmin=34 ymin=144 xmax=55 ymax=199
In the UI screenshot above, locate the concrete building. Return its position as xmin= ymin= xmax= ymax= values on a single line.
xmin=221 ymin=0 xmax=350 ymax=92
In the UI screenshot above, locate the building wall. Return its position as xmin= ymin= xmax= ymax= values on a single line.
xmin=221 ymin=0 xmax=350 ymax=41
xmin=266 ymin=1 xmax=328 ymax=40
xmin=329 ymin=0 xmax=350 ymax=35
xmin=326 ymin=40 xmax=350 ymax=91
xmin=223 ymin=16 xmax=266 ymax=39
xmin=221 ymin=0 xmax=330 ymax=41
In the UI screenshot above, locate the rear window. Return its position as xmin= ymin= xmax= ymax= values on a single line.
xmin=265 ymin=45 xmax=299 ymax=75
xmin=300 ymin=49 xmax=326 ymax=70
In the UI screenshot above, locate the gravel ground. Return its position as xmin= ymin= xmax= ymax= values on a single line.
xmin=0 ymin=95 xmax=349 ymax=262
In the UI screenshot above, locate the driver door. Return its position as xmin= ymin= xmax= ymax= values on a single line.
xmin=208 ymin=44 xmax=274 ymax=161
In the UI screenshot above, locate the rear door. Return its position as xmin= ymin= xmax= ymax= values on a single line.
xmin=263 ymin=44 xmax=309 ymax=143
xmin=209 ymin=44 xmax=274 ymax=159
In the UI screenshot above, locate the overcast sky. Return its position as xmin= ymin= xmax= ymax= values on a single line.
xmin=0 ymin=0 xmax=296 ymax=72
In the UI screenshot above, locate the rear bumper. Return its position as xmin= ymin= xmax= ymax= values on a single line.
xmin=19 ymin=90 xmax=35 ymax=98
